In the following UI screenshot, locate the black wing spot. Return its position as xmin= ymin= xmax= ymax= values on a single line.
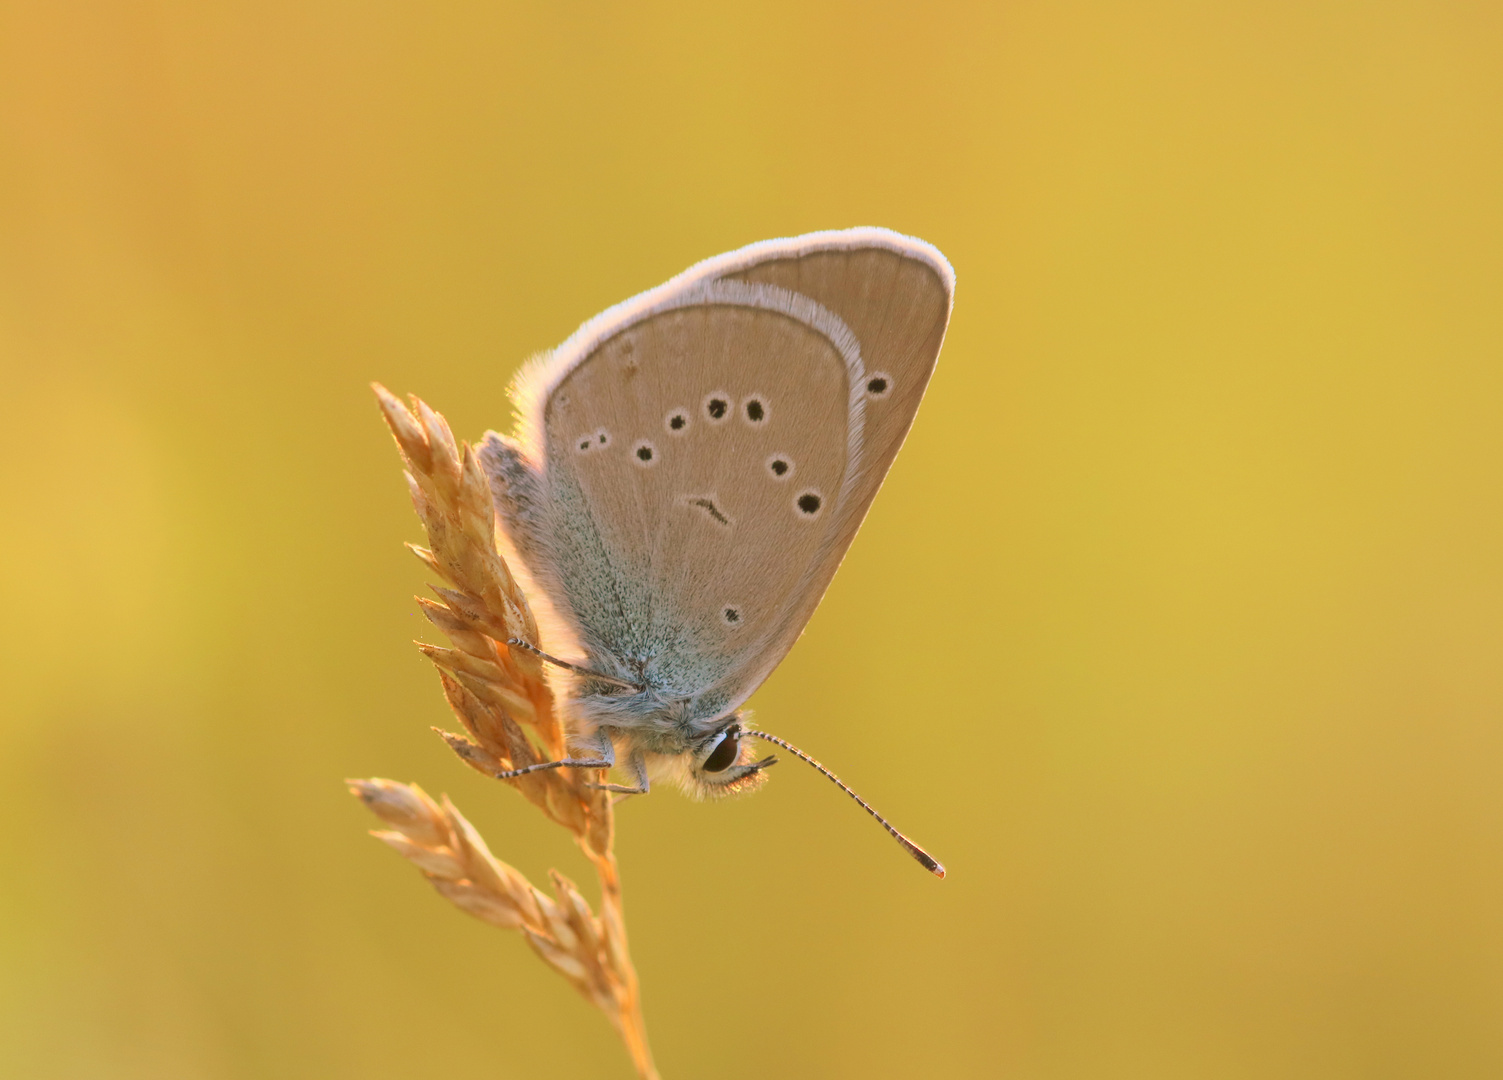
xmin=743 ymin=397 xmax=766 ymax=424
xmin=765 ymin=454 xmax=793 ymax=480
xmin=632 ymin=440 xmax=657 ymax=466
xmin=721 ymin=606 xmax=741 ymax=626
xmin=796 ymin=491 xmax=823 ymax=517
xmin=666 ymin=409 xmax=689 ymax=434
xmin=866 ymin=373 xmax=892 ymax=398
xmin=576 ymin=429 xmax=611 ymax=452
xmin=689 ymin=497 xmax=731 ymax=526
xmin=704 ymin=392 xmax=730 ymax=422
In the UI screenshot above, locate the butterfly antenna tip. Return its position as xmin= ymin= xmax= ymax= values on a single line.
xmin=742 ymin=730 xmax=946 ymax=879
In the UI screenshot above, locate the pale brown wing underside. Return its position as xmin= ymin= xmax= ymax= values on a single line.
xmin=718 ymin=243 xmax=952 ymax=669
xmin=539 ymin=299 xmax=853 ymax=700
xmin=502 ymin=229 xmax=953 ymax=715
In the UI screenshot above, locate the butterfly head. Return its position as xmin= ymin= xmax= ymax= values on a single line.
xmin=688 ymin=715 xmax=776 ymax=797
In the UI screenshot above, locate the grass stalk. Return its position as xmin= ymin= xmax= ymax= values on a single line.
xmin=350 ymin=384 xmax=657 ymax=1079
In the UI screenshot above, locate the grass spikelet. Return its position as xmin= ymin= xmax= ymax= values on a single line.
xmin=353 ymin=385 xmax=655 ymax=1078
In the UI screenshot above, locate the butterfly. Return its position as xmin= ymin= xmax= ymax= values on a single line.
xmin=478 ymin=228 xmax=953 ymax=876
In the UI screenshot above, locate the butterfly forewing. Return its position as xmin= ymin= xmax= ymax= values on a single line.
xmin=495 ymin=228 xmax=953 ymax=719
xmin=539 ymin=300 xmax=854 ymax=705
xmin=706 ymin=237 xmax=952 ymax=693
xmin=719 ymin=241 xmax=952 ymax=561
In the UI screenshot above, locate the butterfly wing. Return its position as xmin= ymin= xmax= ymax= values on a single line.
xmin=484 ymin=229 xmax=953 ymax=721
xmin=711 ymin=230 xmax=955 ymax=626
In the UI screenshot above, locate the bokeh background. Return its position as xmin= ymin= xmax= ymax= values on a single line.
xmin=3 ymin=2 xmax=1501 ymax=1077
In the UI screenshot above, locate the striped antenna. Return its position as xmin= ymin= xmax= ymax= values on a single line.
xmin=743 ymin=730 xmax=945 ymax=879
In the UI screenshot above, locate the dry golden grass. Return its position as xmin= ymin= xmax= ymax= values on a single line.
xmin=349 ymin=385 xmax=655 ymax=1079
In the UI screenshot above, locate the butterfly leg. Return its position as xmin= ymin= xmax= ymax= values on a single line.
xmin=587 ymin=750 xmax=651 ymax=796
xmin=505 ymin=638 xmax=643 ymax=693
xmin=486 ymin=727 xmax=616 ymax=780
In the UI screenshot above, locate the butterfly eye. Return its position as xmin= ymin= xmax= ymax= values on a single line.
xmin=702 ymin=730 xmax=740 ymax=773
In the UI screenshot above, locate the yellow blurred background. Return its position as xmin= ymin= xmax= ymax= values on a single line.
xmin=3 ymin=2 xmax=1501 ymax=1077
